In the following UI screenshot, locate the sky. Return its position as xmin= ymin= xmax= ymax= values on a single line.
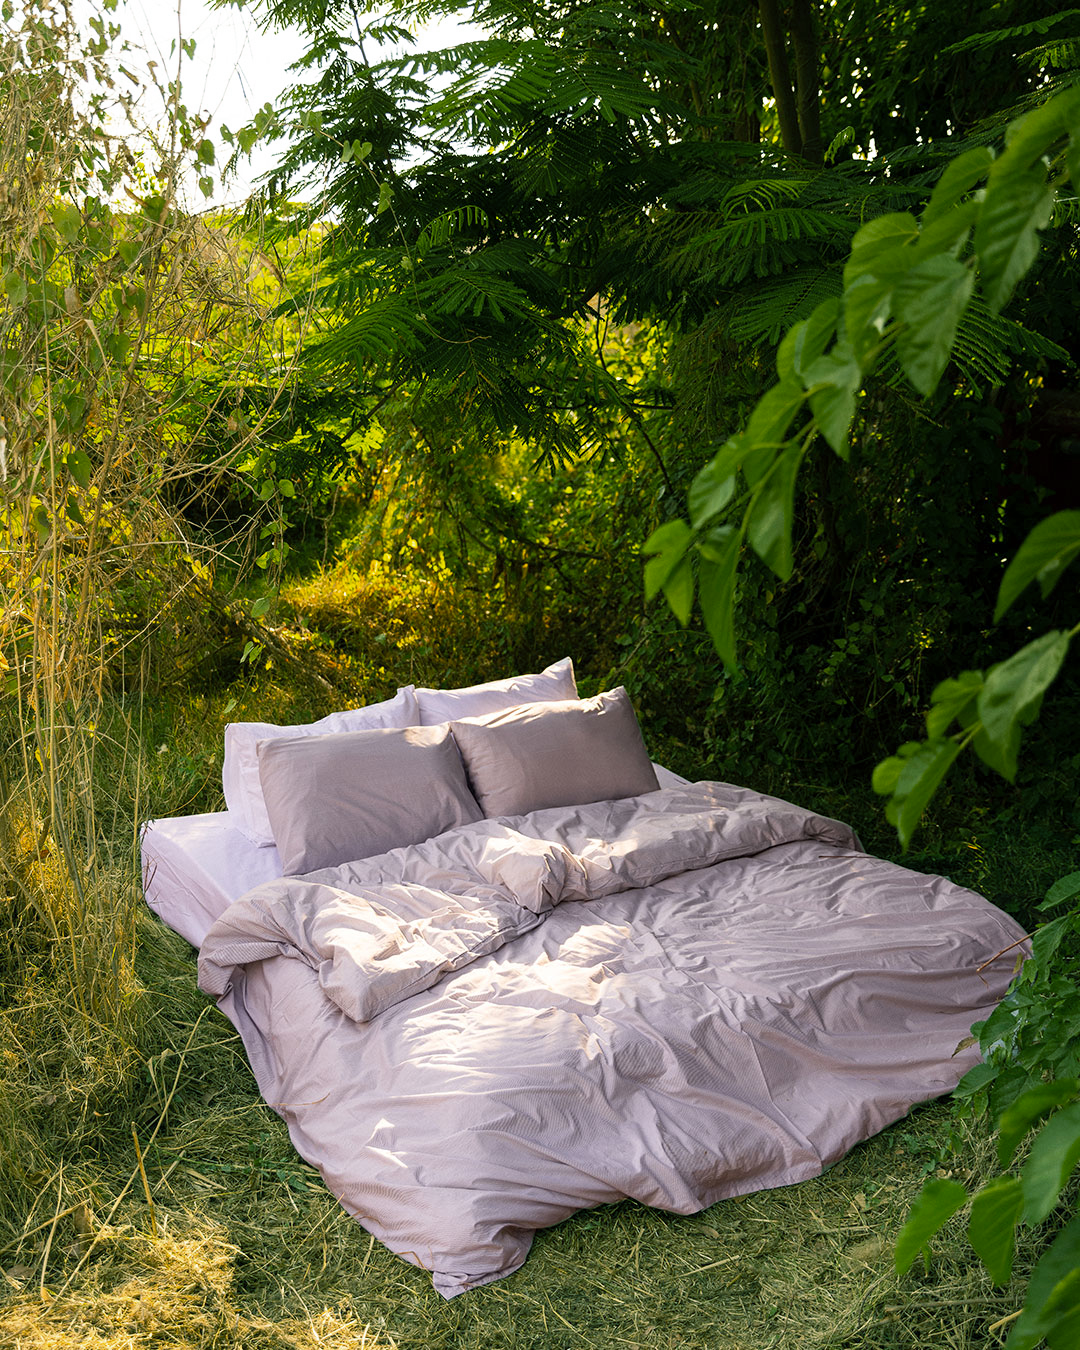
xmin=74 ymin=0 xmax=477 ymax=207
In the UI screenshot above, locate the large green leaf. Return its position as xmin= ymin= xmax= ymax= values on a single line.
xmin=698 ymin=526 xmax=740 ymax=671
xmin=746 ymin=444 xmax=802 ymax=581
xmin=845 ymin=213 xmax=919 ymax=281
xmin=977 ymin=631 xmax=1071 ymax=780
xmin=1020 ymin=1102 xmax=1080 ymax=1225
xmin=999 ymin=86 xmax=1080 ymax=176
xmin=894 ymin=255 xmax=975 ymax=397
xmin=916 ymin=197 xmax=979 ymax=261
xmin=894 ymin=1177 xmax=969 ymax=1274
xmin=995 ymin=511 xmax=1080 ymax=621
xmin=876 ymin=738 xmax=962 ymax=849
xmin=642 ymin=518 xmax=692 ymax=603
xmin=975 ymin=165 xmax=1054 ymax=313
xmin=968 ymin=1176 xmax=1023 ymax=1286
xmin=998 ymin=1081 xmax=1080 ymax=1167
xmin=1005 ymin=1215 xmax=1080 ymax=1350
xmin=804 ymin=340 xmax=862 ymax=457
xmin=688 ymin=442 xmax=741 ymax=528
xmin=1039 ymin=872 xmax=1080 ymax=912
xmin=923 ymin=147 xmax=994 ymax=225
xmin=740 ymin=380 xmax=805 ymax=487
xmin=925 ymin=670 xmax=983 ymax=739
xmin=776 ymin=297 xmax=839 ymax=383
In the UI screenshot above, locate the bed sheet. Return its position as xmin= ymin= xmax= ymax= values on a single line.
xmin=141 ymin=763 xmax=689 ymax=948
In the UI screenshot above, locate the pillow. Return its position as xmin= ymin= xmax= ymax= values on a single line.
xmin=223 ymin=686 xmax=420 ymax=845
xmin=416 ymin=657 xmax=577 ymax=725
xmin=451 ymin=687 xmax=660 ymax=818
xmin=257 ymin=723 xmax=483 ymax=875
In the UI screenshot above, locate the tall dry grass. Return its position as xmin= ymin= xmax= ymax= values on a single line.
xmin=0 ymin=0 xmax=323 ymax=1238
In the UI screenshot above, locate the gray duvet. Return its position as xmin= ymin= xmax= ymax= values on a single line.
xmin=197 ymin=782 xmax=1026 ymax=1297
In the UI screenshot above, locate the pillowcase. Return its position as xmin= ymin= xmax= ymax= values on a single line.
xmin=257 ymin=723 xmax=483 ymax=875
xmin=451 ymin=687 xmax=660 ymax=818
xmin=416 ymin=657 xmax=577 ymax=725
xmin=223 ymin=686 xmax=420 ymax=845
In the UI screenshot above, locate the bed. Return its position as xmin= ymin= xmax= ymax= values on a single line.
xmin=142 ymin=660 xmax=1027 ymax=1297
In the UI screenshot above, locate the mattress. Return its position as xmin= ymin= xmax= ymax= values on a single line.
xmin=141 ymin=763 xmax=690 ymax=948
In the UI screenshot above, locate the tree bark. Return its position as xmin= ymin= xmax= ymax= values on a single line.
xmin=790 ymin=0 xmax=822 ymax=163
xmin=758 ymin=0 xmax=802 ymax=157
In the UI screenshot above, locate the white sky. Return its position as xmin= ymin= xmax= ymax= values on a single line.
xmin=69 ymin=0 xmax=476 ymax=207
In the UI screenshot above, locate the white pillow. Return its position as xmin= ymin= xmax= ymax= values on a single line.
xmin=222 ymin=686 xmax=420 ymax=845
xmin=416 ymin=658 xmax=577 ymax=725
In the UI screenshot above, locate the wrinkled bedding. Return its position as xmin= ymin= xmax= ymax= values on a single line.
xmin=198 ymin=782 xmax=1026 ymax=1297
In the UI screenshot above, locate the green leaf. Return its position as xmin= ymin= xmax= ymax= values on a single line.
xmin=776 ymin=297 xmax=838 ymax=383
xmin=740 ymin=380 xmax=805 ymax=486
xmin=999 ymin=87 xmax=1080 ymax=176
xmin=747 ymin=444 xmax=802 ymax=581
xmin=846 ymin=213 xmax=919 ymax=282
xmin=894 ymin=1177 xmax=969 ymax=1274
xmin=968 ymin=1176 xmax=1023 ymax=1286
xmin=915 ymin=197 xmax=979 ymax=261
xmin=804 ymin=340 xmax=862 ymax=457
xmin=353 ymin=139 xmax=372 ymax=162
xmin=643 ymin=518 xmax=693 ymax=603
xmin=1005 ymin=1216 xmax=1080 ymax=1350
xmin=998 ymin=1081 xmax=1080 ymax=1167
xmin=1043 ymin=1272 xmax=1080 ymax=1349
xmin=377 ymin=181 xmax=394 ymax=216
xmin=842 ymin=269 xmax=896 ymax=360
xmin=258 ymin=478 xmax=276 ymax=502
xmin=198 ymin=175 xmax=214 ymax=199
xmin=51 ymin=201 xmax=81 ymax=244
xmin=1020 ymin=1102 xmax=1080 ymax=1225
xmin=32 ymin=503 xmax=51 ymax=544
xmin=975 ymin=165 xmax=1055 ymax=313
xmin=977 ymin=631 xmax=1071 ymax=781
xmin=3 ymin=272 xmax=27 ymax=305
xmin=250 ymin=596 xmax=272 ymax=619
xmin=688 ymin=443 xmax=741 ymax=528
xmin=277 ymin=478 xmax=296 ymax=498
xmin=196 ymin=138 xmax=215 ymax=165
xmin=881 ymin=738 xmax=962 ymax=849
xmin=697 ymin=526 xmax=740 ymax=671
xmin=923 ymin=147 xmax=994 ymax=225
xmin=894 ymin=255 xmax=975 ymax=397
xmin=65 ymin=449 xmax=92 ymax=489
xmin=1039 ymin=872 xmax=1080 ymax=912
xmin=662 ymin=554 xmax=694 ymax=626
xmin=1032 ymin=914 xmax=1071 ymax=971
xmin=954 ymin=1060 xmax=999 ymax=1098
xmin=925 ymin=671 xmax=983 ymax=739
xmin=995 ymin=511 xmax=1080 ymax=621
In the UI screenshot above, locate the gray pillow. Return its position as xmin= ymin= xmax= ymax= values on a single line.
xmin=257 ymin=724 xmax=482 ymax=875
xmin=451 ymin=688 xmax=660 ymax=819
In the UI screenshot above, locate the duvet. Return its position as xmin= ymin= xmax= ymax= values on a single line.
xmin=198 ymin=781 xmax=1026 ymax=1297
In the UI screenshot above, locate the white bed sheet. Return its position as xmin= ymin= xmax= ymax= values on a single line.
xmin=142 ymin=763 xmax=690 ymax=949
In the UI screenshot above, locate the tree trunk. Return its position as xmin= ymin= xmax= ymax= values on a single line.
xmin=758 ymin=0 xmax=802 ymax=157
xmin=790 ymin=0 xmax=822 ymax=163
